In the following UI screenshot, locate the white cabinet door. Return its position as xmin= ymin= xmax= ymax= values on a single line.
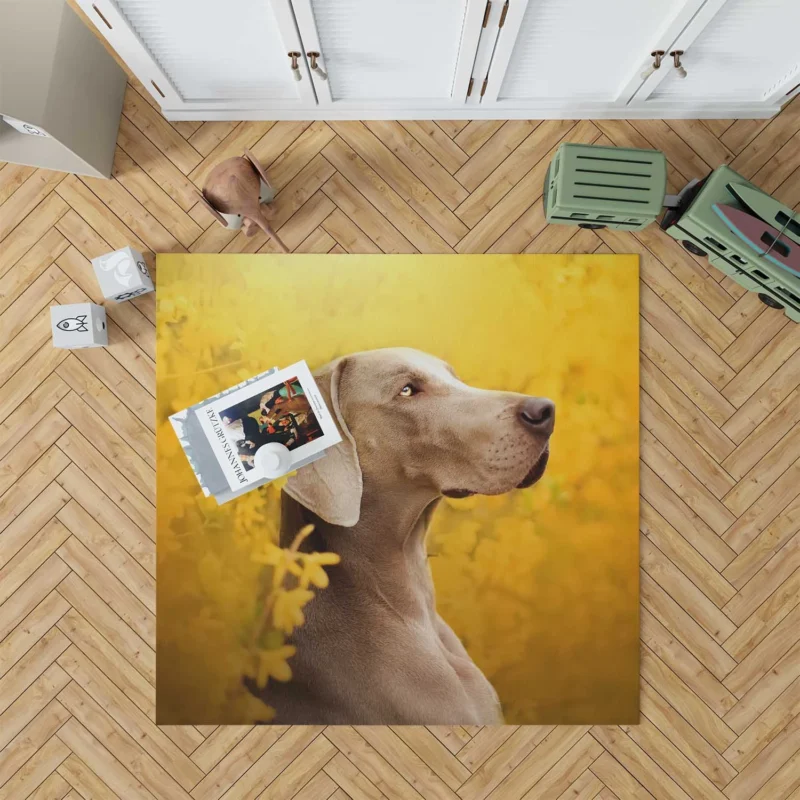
xmin=632 ymin=0 xmax=800 ymax=110
xmin=75 ymin=0 xmax=316 ymax=113
xmin=478 ymin=0 xmax=707 ymax=111
xmin=289 ymin=0 xmax=486 ymax=110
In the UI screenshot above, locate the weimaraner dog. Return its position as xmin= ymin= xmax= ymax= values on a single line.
xmin=251 ymin=347 xmax=555 ymax=724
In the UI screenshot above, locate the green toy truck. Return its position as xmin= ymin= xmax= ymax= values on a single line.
xmin=659 ymin=165 xmax=800 ymax=322
xmin=544 ymin=143 xmax=800 ymax=322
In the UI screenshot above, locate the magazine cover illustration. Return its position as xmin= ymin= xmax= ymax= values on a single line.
xmin=197 ymin=360 xmax=341 ymax=490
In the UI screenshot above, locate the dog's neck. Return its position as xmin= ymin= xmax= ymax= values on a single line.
xmin=281 ymin=483 xmax=441 ymax=623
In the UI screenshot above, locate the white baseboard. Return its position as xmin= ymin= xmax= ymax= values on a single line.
xmin=163 ymin=103 xmax=780 ymax=122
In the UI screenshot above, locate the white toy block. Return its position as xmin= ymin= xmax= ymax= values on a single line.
xmin=91 ymin=246 xmax=154 ymax=302
xmin=51 ymin=303 xmax=107 ymax=349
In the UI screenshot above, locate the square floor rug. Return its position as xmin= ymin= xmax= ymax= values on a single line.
xmin=156 ymin=254 xmax=639 ymax=725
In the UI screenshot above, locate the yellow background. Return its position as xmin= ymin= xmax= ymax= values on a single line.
xmin=156 ymin=254 xmax=640 ymax=724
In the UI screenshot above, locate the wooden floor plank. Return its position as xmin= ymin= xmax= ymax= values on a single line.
xmin=723 ymin=387 xmax=800 ymax=479
xmin=640 ymin=682 xmax=737 ymax=790
xmin=641 ymin=536 xmax=736 ymax=643
xmin=640 ymin=357 xmax=735 ymax=464
xmin=641 ymin=572 xmax=737 ymax=681
xmin=189 ymin=726 xmax=287 ymax=800
xmin=0 ymin=556 xmax=70 ymax=643
xmin=0 ymin=170 xmax=66 ymax=244
xmin=454 ymin=121 xmax=506 ymax=155
xmin=455 ymin=119 xmax=577 ymax=229
xmin=0 ymin=373 xmax=69 ymax=469
xmin=55 ymin=428 xmax=154 ymax=538
xmin=640 ymin=646 xmax=737 ymax=752
xmin=56 ymin=501 xmax=154 ymax=612
xmin=0 ymin=192 xmax=69 ymax=277
xmin=111 ymin=148 xmax=203 ymax=249
xmin=730 ymin=98 xmax=800 ymax=179
xmin=721 ymin=350 xmax=800 ymax=445
xmin=0 ymin=733 xmax=70 ymax=800
xmin=116 ymin=116 xmax=200 ymax=212
xmin=322 ymin=138 xmax=449 ymax=253
xmin=57 ymin=646 xmax=202 ymax=790
xmin=364 ymin=120 xmax=469 ymax=210
xmin=400 ymin=121 xmax=469 ymax=175
xmin=724 ymin=559 xmax=800 ymax=658
xmin=484 ymin=727 xmax=593 ymax=800
xmin=453 ymin=121 xmax=539 ymax=192
xmin=0 ymin=698 xmax=71 ymax=789
xmin=642 ymin=393 xmax=736 ymax=501
xmin=55 ymin=465 xmax=155 ymax=575
xmin=724 ymin=536 xmax=800 ymax=625
xmin=57 ymin=753 xmax=122 ymax=800
xmin=0 ymin=592 xmax=69 ymax=683
xmin=56 ymin=571 xmax=155 ymax=685
xmin=187 ymin=122 xmax=239 ymax=158
xmin=121 ymin=85 xmax=202 ymax=175
xmin=326 ymin=127 xmax=462 ymax=250
xmin=56 ymin=716 xmax=159 ymax=800
xmin=56 ymin=536 xmax=154 ymax=646
xmin=0 ymin=163 xmax=37 ymax=206
xmin=641 ymin=609 xmax=737 ymax=717
xmin=0 ymin=228 xmax=68 ymax=316
xmin=264 ymin=122 xmax=336 ymax=192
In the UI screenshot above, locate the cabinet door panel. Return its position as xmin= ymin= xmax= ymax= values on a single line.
xmin=646 ymin=0 xmax=800 ymax=104
xmin=493 ymin=0 xmax=696 ymax=103
xmin=76 ymin=0 xmax=314 ymax=110
xmin=293 ymin=0 xmax=481 ymax=106
xmin=481 ymin=0 xmax=707 ymax=108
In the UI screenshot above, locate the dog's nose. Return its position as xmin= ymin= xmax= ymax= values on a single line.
xmin=519 ymin=398 xmax=555 ymax=436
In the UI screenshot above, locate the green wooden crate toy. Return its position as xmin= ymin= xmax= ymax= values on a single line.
xmin=544 ymin=142 xmax=800 ymax=322
xmin=544 ymin=143 xmax=667 ymax=231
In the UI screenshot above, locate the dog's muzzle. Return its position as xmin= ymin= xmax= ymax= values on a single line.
xmin=516 ymin=444 xmax=550 ymax=489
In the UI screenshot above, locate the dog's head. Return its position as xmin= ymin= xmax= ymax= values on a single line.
xmin=284 ymin=348 xmax=554 ymax=527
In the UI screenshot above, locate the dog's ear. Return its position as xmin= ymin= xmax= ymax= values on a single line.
xmin=283 ymin=358 xmax=362 ymax=527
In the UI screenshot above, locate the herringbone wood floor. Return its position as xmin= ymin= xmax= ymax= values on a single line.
xmin=2 ymin=64 xmax=800 ymax=799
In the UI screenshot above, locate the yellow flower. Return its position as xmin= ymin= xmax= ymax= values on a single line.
xmin=251 ymin=542 xmax=302 ymax=585
xmin=226 ymin=688 xmax=276 ymax=723
xmin=254 ymin=645 xmax=296 ymax=688
xmin=298 ymin=552 xmax=341 ymax=589
xmin=272 ymin=588 xmax=315 ymax=634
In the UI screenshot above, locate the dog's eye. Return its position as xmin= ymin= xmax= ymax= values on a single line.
xmin=398 ymin=384 xmax=417 ymax=398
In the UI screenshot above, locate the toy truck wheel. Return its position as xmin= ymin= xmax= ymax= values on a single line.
xmin=682 ymin=240 xmax=707 ymax=257
xmin=578 ymin=223 xmax=606 ymax=229
xmin=758 ymin=293 xmax=784 ymax=310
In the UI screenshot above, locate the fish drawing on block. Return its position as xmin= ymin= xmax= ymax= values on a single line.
xmin=57 ymin=315 xmax=89 ymax=332
xmin=712 ymin=204 xmax=800 ymax=277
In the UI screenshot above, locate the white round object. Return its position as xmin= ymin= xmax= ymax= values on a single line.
xmin=253 ymin=442 xmax=292 ymax=478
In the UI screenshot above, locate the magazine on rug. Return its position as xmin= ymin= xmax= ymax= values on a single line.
xmin=170 ymin=360 xmax=341 ymax=504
